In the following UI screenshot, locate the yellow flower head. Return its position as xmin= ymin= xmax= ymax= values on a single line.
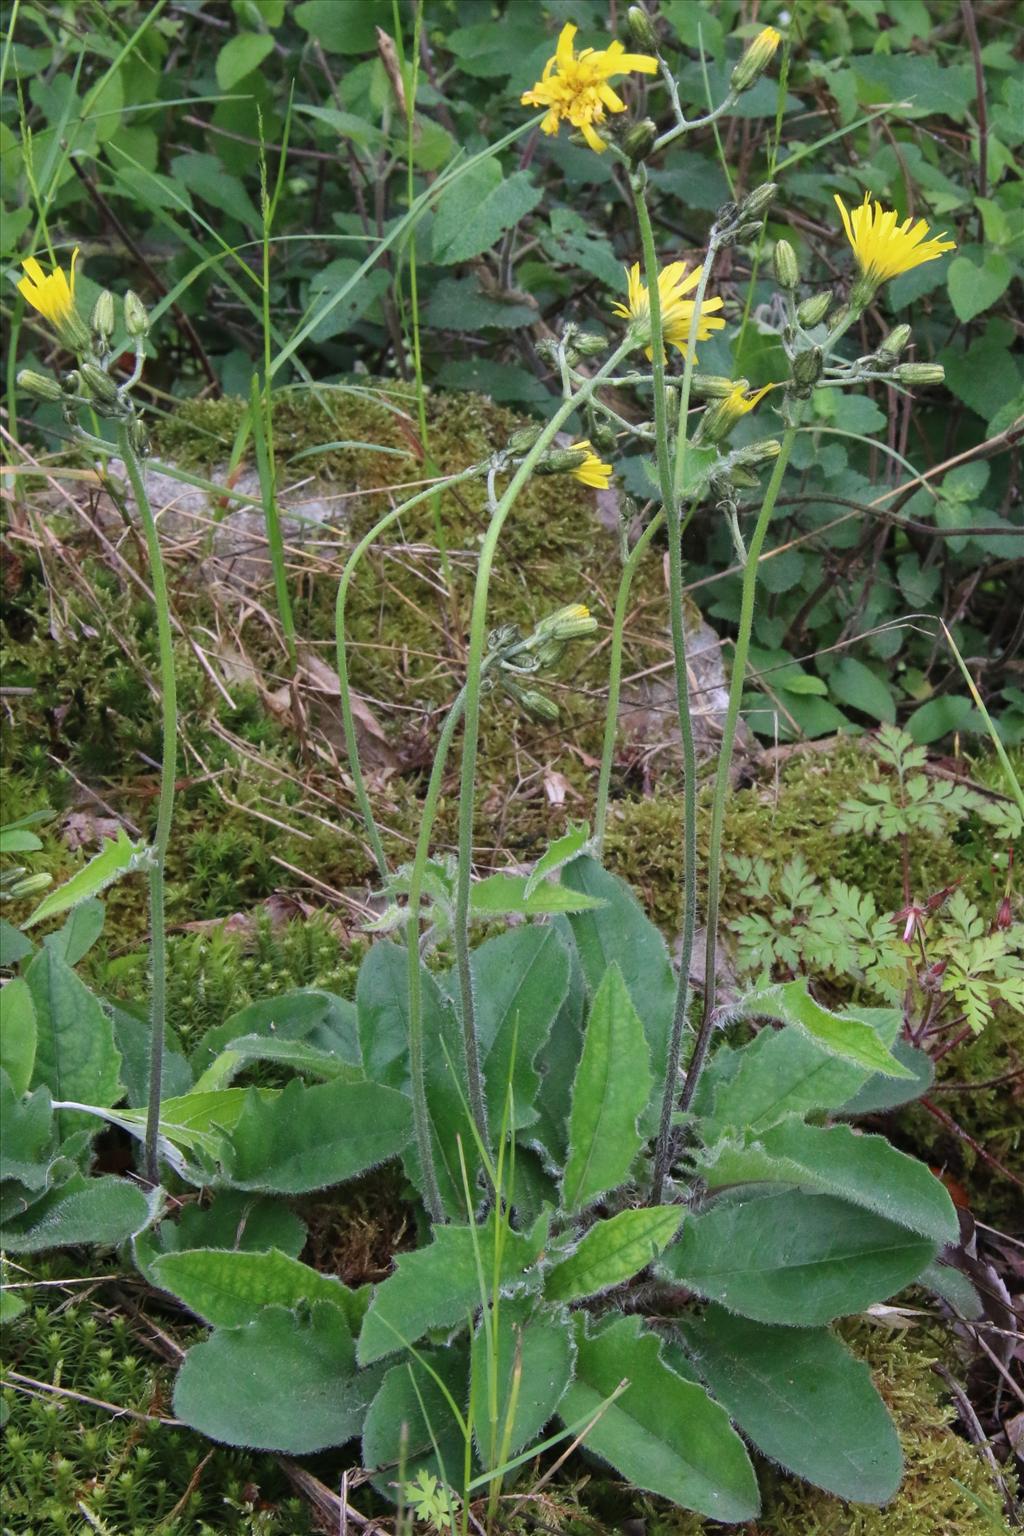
xmin=834 ymin=193 xmax=956 ymax=290
xmin=568 ymin=441 xmax=613 ymax=490
xmin=698 ymin=380 xmax=776 ymax=443
xmin=732 ymin=26 xmax=782 ymax=93
xmin=521 ymin=22 xmax=657 ymax=154
xmin=611 ymin=261 xmax=726 ymax=363
xmin=18 ymin=248 xmax=80 ymax=329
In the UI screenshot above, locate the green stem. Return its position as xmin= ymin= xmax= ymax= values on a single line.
xmin=118 ymin=423 xmax=177 ymax=1187
xmin=452 ymin=339 xmax=636 ymax=1162
xmin=630 ymin=179 xmax=703 ymax=1204
xmin=593 ymin=508 xmax=664 ymax=848
xmin=683 ymin=411 xmax=802 ymax=1114
xmin=334 ymin=464 xmax=486 ymax=881
xmin=405 ymin=686 xmax=468 ymax=1223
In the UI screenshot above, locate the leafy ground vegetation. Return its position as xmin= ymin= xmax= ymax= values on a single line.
xmin=2 ymin=1 xmax=1023 ymax=1533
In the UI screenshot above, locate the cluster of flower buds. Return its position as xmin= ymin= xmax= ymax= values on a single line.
xmin=18 ymin=284 xmax=152 ymax=430
xmin=484 ymin=603 xmax=598 ymax=723
xmin=714 ymin=181 xmax=778 ymax=248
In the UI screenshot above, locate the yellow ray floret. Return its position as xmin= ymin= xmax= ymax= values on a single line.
xmin=18 ymin=248 xmax=80 ymax=328
xmin=611 ymin=261 xmax=726 ymax=363
xmin=521 ymin=22 xmax=657 ymax=154
xmin=568 ymin=441 xmax=613 ymax=489
xmin=834 ymin=193 xmax=956 ymax=287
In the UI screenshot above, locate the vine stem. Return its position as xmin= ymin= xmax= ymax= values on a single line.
xmin=682 ymin=411 xmax=802 ymax=1114
xmin=451 ymin=338 xmax=637 ymax=1163
xmin=334 ymin=464 xmax=487 ymax=881
xmin=118 ymin=423 xmax=177 ymax=1188
xmin=630 ymin=178 xmax=704 ymax=1204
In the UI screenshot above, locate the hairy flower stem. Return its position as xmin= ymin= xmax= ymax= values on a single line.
xmin=453 ymin=339 xmax=636 ymax=1164
xmin=405 ymin=686 xmax=468 ymax=1222
xmin=334 ymin=465 xmax=487 ymax=881
xmin=593 ymin=507 xmax=664 ymax=848
xmin=683 ymin=412 xmax=802 ymax=1114
xmin=631 ymin=180 xmax=703 ymax=1204
xmin=118 ymin=424 xmax=177 ymax=1187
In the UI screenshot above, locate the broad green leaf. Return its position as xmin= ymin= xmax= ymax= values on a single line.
xmin=470 ymin=872 xmax=604 ymax=917
xmin=0 ymin=978 xmax=37 ymax=1096
xmin=170 ymin=152 xmax=260 ymax=227
xmin=698 ymin=1011 xmax=899 ymax=1143
xmin=906 ymin=694 xmax=973 ymax=745
xmin=562 ymin=964 xmax=652 ymax=1212
xmin=134 ymin=1191 xmax=310 ymax=1286
xmin=660 ymin=1189 xmax=936 ymax=1325
xmin=41 ymin=899 xmax=105 ymax=967
xmin=730 ymin=980 xmax=914 ymax=1078
xmin=363 ymin=1346 xmax=469 ymax=1500
xmin=196 ymin=1034 xmax=362 ymax=1093
xmin=215 ymin=31 xmax=274 ymax=91
xmin=531 ymin=935 xmax=586 ymax=1168
xmin=23 ymin=829 xmax=147 ymax=929
xmin=683 ymin=1307 xmax=903 ymax=1503
xmin=947 ymin=252 xmax=1012 ymax=323
xmin=470 ymin=924 xmax=570 ymax=1134
xmin=919 ymin=1260 xmax=984 ymax=1320
xmin=829 ymin=657 xmax=896 ymax=724
xmin=26 ymin=950 xmax=122 ymax=1131
xmin=358 ymin=942 xmax=446 ymax=1093
xmin=545 ymin=1207 xmax=681 ymax=1302
xmin=699 ymin=1120 xmax=958 ymax=1245
xmin=192 ymin=989 xmax=334 ymax=1073
xmin=424 ymin=277 xmax=536 ymax=332
xmin=839 ymin=1038 xmax=934 ymax=1115
xmin=108 ymin=1004 xmax=192 ymax=1109
xmin=560 ymin=1315 xmax=759 ymax=1522
xmin=0 ymin=1175 xmax=152 ymax=1253
xmin=294 ymin=0 xmax=381 ymax=53
xmin=0 ymin=1290 xmax=27 ymax=1322
xmin=174 ymin=1303 xmax=369 ymax=1453
xmin=523 ymin=822 xmax=592 ymax=899
xmin=152 ymin=1247 xmax=364 ymax=1330
xmin=471 ymin=1298 xmax=575 ymax=1460
xmin=357 ymin=1213 xmax=546 ymax=1366
xmin=0 ymin=919 xmax=34 ymax=967
xmin=0 ymin=1074 xmax=54 ymax=1186
xmin=562 ymin=857 xmax=675 ymax=1105
xmin=432 ymin=161 xmax=542 ymax=265
xmin=221 ymin=1078 xmax=413 ymax=1194
xmin=118 ymin=1088 xmax=258 ymax=1154
xmin=0 ymin=829 xmax=43 ymax=854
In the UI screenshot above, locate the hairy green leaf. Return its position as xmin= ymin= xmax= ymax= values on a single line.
xmin=545 ymin=1207 xmax=680 ymax=1302
xmin=0 ymin=978 xmax=37 ymax=1096
xmin=152 ymin=1247 xmax=364 ymax=1330
xmin=23 ymin=829 xmax=147 ymax=929
xmin=730 ymin=980 xmax=914 ymax=1077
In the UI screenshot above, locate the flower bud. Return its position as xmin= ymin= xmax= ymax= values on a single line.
xmin=129 ymin=417 xmax=151 ymax=456
xmin=996 ymin=895 xmax=1013 ymax=931
xmin=692 ymin=374 xmax=743 ymax=399
xmin=773 ymin=238 xmax=799 ymax=291
xmin=123 ymin=289 xmax=150 ymax=338
xmin=591 ymin=423 xmax=617 ymax=453
xmin=741 ymin=181 xmax=778 ymax=221
xmin=791 ymin=346 xmax=823 ymax=392
xmin=627 ymin=5 xmax=659 ymax=52
xmin=877 ymin=323 xmax=912 ymax=363
xmin=896 ymin=362 xmax=945 ymax=387
xmin=90 ymin=289 xmax=115 ymax=344
xmin=537 ymin=603 xmax=598 ymax=641
xmin=6 ymin=871 xmax=53 ymax=899
xmin=507 ymin=425 xmax=543 ymax=454
xmin=737 ymin=221 xmax=765 ymax=242
xmin=17 ymin=368 xmax=65 ymax=403
xmin=731 ymin=437 xmax=782 ymax=467
xmin=622 ymin=118 xmax=658 ymax=165
xmin=537 ymin=447 xmax=590 ymax=475
xmin=79 ymin=362 xmax=122 ymax=409
xmin=520 ymin=689 xmax=560 ymax=723
xmin=731 ymin=25 xmax=781 ymax=93
xmin=797 ymin=292 xmax=831 ymax=328
xmin=574 ymin=331 xmax=609 ymax=357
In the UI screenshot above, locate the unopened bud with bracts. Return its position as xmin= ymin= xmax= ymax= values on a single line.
xmin=17 ymin=368 xmax=66 ymax=403
xmin=896 ymin=362 xmax=945 ymax=387
xmin=791 ymin=345 xmax=823 ymax=394
xmin=590 ymin=423 xmax=617 ymax=453
xmin=622 ymin=118 xmax=658 ymax=165
xmin=79 ymin=362 xmax=122 ymax=411
xmin=797 ymin=291 xmax=831 ymax=328
xmin=123 ymin=289 xmax=150 ymax=339
xmin=741 ymin=181 xmax=778 ymax=222
xmin=731 ymin=25 xmax=781 ymax=93
xmin=537 ymin=603 xmax=599 ymax=642
xmin=627 ymin=5 xmax=659 ymax=52
xmin=90 ymin=289 xmax=115 ymax=346
xmin=737 ymin=221 xmax=765 ymax=242
xmin=730 ymin=437 xmax=782 ymax=467
xmin=537 ymin=447 xmax=590 ymax=475
xmin=773 ymin=238 xmax=799 ymax=291
xmin=129 ymin=417 xmax=151 ymax=456
xmin=692 ymin=374 xmax=742 ymax=399
xmin=507 ymin=425 xmax=543 ymax=454
xmin=575 ymin=331 xmax=609 ymax=357
xmin=519 ymin=689 xmax=560 ymax=724
xmin=996 ymin=895 xmax=1013 ymax=931
xmin=876 ymin=323 xmax=912 ymax=364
